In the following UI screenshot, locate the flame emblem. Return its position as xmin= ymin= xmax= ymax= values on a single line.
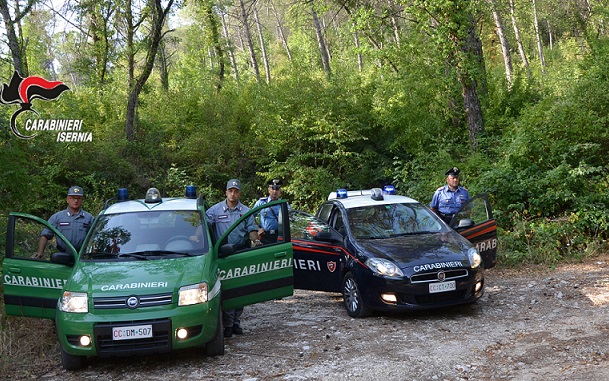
xmin=0 ymin=71 xmax=70 ymax=139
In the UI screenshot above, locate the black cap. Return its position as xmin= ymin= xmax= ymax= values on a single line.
xmin=445 ymin=167 xmax=460 ymax=177
xmin=268 ymin=179 xmax=282 ymax=190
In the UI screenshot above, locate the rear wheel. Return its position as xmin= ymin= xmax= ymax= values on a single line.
xmin=60 ymin=346 xmax=85 ymax=370
xmin=342 ymin=272 xmax=372 ymax=318
xmin=205 ymin=308 xmax=225 ymax=356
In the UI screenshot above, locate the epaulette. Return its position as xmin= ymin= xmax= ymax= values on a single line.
xmin=436 ymin=186 xmax=444 ymax=191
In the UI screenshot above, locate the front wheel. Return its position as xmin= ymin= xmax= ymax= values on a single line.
xmin=60 ymin=346 xmax=85 ymax=370
xmin=342 ymin=272 xmax=372 ymax=318
xmin=205 ymin=307 xmax=225 ymax=356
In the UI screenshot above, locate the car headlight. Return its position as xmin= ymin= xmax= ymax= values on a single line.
xmin=468 ymin=247 xmax=482 ymax=269
xmin=366 ymin=258 xmax=404 ymax=277
xmin=60 ymin=291 xmax=88 ymax=313
xmin=178 ymin=283 xmax=208 ymax=306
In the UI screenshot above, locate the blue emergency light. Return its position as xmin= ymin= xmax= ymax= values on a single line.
xmin=336 ymin=189 xmax=348 ymax=199
xmin=117 ymin=188 xmax=129 ymax=202
xmin=185 ymin=185 xmax=197 ymax=199
xmin=383 ymin=185 xmax=396 ymax=195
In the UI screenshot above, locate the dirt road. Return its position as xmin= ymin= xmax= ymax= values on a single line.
xmin=4 ymin=256 xmax=609 ymax=380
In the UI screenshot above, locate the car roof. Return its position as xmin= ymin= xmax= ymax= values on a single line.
xmin=328 ymin=190 xmax=419 ymax=209
xmin=102 ymin=197 xmax=199 ymax=214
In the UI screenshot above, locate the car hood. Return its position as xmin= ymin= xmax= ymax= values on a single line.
xmin=69 ymin=258 xmax=207 ymax=296
xmin=355 ymin=232 xmax=472 ymax=272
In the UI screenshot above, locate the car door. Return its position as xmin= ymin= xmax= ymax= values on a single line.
xmin=450 ymin=193 xmax=498 ymax=269
xmin=217 ymin=200 xmax=294 ymax=310
xmin=2 ymin=213 xmax=76 ymax=319
xmin=289 ymin=210 xmax=344 ymax=292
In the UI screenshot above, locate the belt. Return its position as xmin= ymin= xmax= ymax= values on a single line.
xmin=264 ymin=230 xmax=277 ymax=235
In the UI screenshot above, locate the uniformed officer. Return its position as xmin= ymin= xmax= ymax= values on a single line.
xmin=206 ymin=178 xmax=259 ymax=338
xmin=253 ymin=179 xmax=290 ymax=244
xmin=35 ymin=186 xmax=94 ymax=258
xmin=430 ymin=167 xmax=471 ymax=224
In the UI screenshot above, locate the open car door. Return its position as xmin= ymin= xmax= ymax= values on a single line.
xmin=289 ymin=210 xmax=344 ymax=292
xmin=2 ymin=213 xmax=76 ymax=319
xmin=450 ymin=193 xmax=498 ymax=269
xmin=217 ymin=200 xmax=293 ymax=310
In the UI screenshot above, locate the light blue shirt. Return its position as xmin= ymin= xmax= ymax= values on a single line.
xmin=430 ymin=185 xmax=470 ymax=215
xmin=253 ymin=197 xmax=289 ymax=231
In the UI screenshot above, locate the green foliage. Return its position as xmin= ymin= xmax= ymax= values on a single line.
xmin=4 ymin=0 xmax=609 ymax=269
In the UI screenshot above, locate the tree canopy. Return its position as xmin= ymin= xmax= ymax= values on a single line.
xmin=2 ymin=0 xmax=609 ymax=265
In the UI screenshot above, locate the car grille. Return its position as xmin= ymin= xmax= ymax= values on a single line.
xmin=93 ymin=293 xmax=173 ymax=309
xmin=410 ymin=269 xmax=469 ymax=284
xmin=94 ymin=319 xmax=171 ymax=356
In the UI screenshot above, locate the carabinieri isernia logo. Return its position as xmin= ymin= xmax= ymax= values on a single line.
xmin=0 ymin=71 xmax=89 ymax=142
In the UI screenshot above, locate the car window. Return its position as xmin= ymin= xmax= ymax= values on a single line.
xmin=346 ymin=203 xmax=444 ymax=238
xmin=82 ymin=210 xmax=208 ymax=259
xmin=316 ymin=204 xmax=333 ymax=224
xmin=289 ymin=211 xmax=332 ymax=240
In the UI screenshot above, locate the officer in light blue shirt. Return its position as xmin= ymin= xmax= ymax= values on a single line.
xmin=35 ymin=186 xmax=94 ymax=257
xmin=253 ymin=179 xmax=290 ymax=244
xmin=430 ymin=167 xmax=470 ymax=224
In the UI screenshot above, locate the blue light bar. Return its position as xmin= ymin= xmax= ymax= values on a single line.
xmin=185 ymin=185 xmax=197 ymax=199
xmin=383 ymin=185 xmax=396 ymax=195
xmin=336 ymin=189 xmax=348 ymax=199
xmin=117 ymin=188 xmax=129 ymax=202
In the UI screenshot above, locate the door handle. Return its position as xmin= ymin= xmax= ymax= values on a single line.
xmin=274 ymin=252 xmax=286 ymax=258
xmin=9 ymin=267 xmax=22 ymax=273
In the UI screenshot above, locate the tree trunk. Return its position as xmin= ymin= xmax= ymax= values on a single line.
xmin=254 ymin=5 xmax=271 ymax=84
xmin=532 ymin=0 xmax=546 ymax=71
xmin=311 ymin=3 xmax=331 ymax=77
xmin=508 ymin=0 xmax=531 ymax=77
xmin=205 ymin=0 xmax=225 ymax=92
xmin=220 ymin=10 xmax=240 ymax=82
xmin=489 ymin=0 xmax=513 ymax=88
xmin=269 ymin=0 xmax=292 ymax=62
xmin=239 ymin=0 xmax=260 ymax=81
xmin=0 ymin=0 xmax=35 ymax=76
xmin=354 ymin=28 xmax=363 ymax=72
xmin=125 ymin=0 xmax=174 ymax=141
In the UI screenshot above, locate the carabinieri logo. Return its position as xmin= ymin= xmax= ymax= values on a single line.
xmin=0 ymin=71 xmax=88 ymax=141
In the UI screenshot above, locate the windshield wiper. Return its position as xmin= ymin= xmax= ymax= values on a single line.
xmin=390 ymin=231 xmax=433 ymax=237
xmin=117 ymin=252 xmax=151 ymax=260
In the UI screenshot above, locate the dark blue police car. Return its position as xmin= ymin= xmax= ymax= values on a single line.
xmin=290 ymin=186 xmax=497 ymax=317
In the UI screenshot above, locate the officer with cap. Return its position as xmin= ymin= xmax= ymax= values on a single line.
xmin=206 ymin=178 xmax=259 ymax=338
xmin=35 ymin=186 xmax=94 ymax=258
xmin=253 ymin=179 xmax=290 ymax=244
xmin=430 ymin=167 xmax=471 ymax=224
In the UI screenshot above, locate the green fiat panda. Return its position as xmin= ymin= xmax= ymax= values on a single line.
xmin=1 ymin=186 xmax=293 ymax=370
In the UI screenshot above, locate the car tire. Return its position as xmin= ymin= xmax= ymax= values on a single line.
xmin=205 ymin=307 xmax=225 ymax=356
xmin=342 ymin=272 xmax=372 ymax=318
xmin=60 ymin=346 xmax=85 ymax=370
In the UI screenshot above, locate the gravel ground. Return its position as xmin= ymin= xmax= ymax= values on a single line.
xmin=3 ymin=255 xmax=609 ymax=380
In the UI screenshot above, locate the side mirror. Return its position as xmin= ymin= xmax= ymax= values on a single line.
xmin=218 ymin=243 xmax=236 ymax=258
xmin=457 ymin=218 xmax=475 ymax=229
xmin=51 ymin=252 xmax=74 ymax=266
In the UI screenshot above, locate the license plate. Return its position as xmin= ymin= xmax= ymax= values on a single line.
xmin=112 ymin=324 xmax=153 ymax=341
xmin=429 ymin=281 xmax=456 ymax=294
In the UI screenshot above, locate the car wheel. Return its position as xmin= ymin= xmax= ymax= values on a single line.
xmin=60 ymin=346 xmax=85 ymax=370
xmin=205 ymin=307 xmax=225 ymax=356
xmin=342 ymin=272 xmax=372 ymax=318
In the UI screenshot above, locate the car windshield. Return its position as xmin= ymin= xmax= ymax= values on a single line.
xmin=346 ymin=203 xmax=444 ymax=239
xmin=82 ymin=210 xmax=208 ymax=260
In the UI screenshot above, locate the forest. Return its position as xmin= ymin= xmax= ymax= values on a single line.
xmin=1 ymin=0 xmax=609 ymax=266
